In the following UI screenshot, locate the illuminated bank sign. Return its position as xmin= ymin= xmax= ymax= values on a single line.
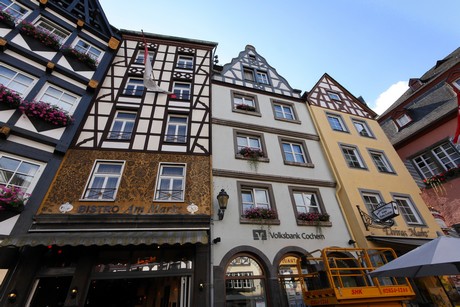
xmin=253 ymin=230 xmax=325 ymax=241
xmin=372 ymin=201 xmax=399 ymax=222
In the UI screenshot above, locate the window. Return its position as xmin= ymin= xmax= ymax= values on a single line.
xmin=37 ymin=85 xmax=79 ymax=113
xmin=256 ymin=71 xmax=269 ymax=84
xmin=0 ymin=0 xmax=29 ymax=21
xmin=0 ymin=154 xmax=42 ymax=192
xmin=165 ymin=115 xmax=187 ymax=143
xmin=35 ymin=19 xmax=69 ymax=44
xmin=243 ymin=68 xmax=254 ymax=81
xmin=237 ymin=135 xmax=262 ymax=154
xmin=172 ymin=82 xmax=191 ymax=100
xmin=282 ymin=141 xmax=307 ymax=164
xmin=233 ymin=93 xmax=256 ymax=112
xmin=226 ymin=256 xmax=267 ymax=305
xmin=273 ymin=103 xmax=295 ymax=120
xmin=154 ymin=164 xmax=185 ymax=201
xmin=327 ymin=114 xmax=347 ymax=132
xmin=293 ymin=191 xmax=320 ymax=214
xmin=412 ymin=141 xmax=460 ymax=179
xmin=328 ymin=91 xmax=341 ymax=101
xmin=395 ymin=114 xmax=411 ymax=127
xmin=83 ymin=161 xmax=124 ymax=200
xmin=108 ymin=111 xmax=136 ymax=140
xmin=341 ymin=145 xmax=366 ymax=169
xmin=135 ymin=50 xmax=155 ymax=64
xmin=0 ymin=64 xmax=34 ymax=96
xmin=73 ymin=39 xmax=102 ymax=62
xmin=176 ymin=56 xmax=193 ymax=70
xmin=361 ymin=192 xmax=383 ymax=212
xmin=352 ymin=119 xmax=373 ymax=137
xmin=370 ymin=151 xmax=393 ymax=173
xmin=124 ymin=78 xmax=144 ymax=96
xmin=394 ymin=196 xmax=423 ymax=225
xmin=241 ymin=187 xmax=271 ymax=211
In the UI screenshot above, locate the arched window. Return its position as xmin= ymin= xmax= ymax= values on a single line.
xmin=225 ymin=255 xmax=267 ymax=306
xmin=278 ymin=255 xmax=307 ymax=306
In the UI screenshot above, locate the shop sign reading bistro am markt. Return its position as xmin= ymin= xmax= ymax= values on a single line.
xmin=59 ymin=202 xmax=193 ymax=215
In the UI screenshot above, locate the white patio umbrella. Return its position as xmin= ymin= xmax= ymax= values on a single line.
xmin=369 ymin=236 xmax=460 ymax=278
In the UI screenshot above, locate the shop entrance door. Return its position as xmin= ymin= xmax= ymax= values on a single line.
xmin=85 ymin=276 xmax=191 ymax=307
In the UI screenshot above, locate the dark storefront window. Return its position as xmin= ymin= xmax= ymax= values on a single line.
xmin=278 ymin=255 xmax=306 ymax=307
xmin=28 ymin=276 xmax=72 ymax=307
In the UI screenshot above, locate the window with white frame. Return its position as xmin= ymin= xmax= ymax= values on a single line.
xmin=0 ymin=154 xmax=43 ymax=192
xmin=0 ymin=0 xmax=29 ymax=21
xmin=293 ymin=191 xmax=321 ymax=214
xmin=35 ymin=19 xmax=70 ymax=45
xmin=108 ymin=111 xmax=136 ymax=140
xmin=83 ymin=161 xmax=124 ymax=200
xmin=165 ymin=115 xmax=187 ymax=143
xmin=256 ymin=71 xmax=269 ymax=84
xmin=154 ymin=164 xmax=185 ymax=201
xmin=172 ymin=82 xmax=191 ymax=100
xmin=241 ymin=187 xmax=271 ymax=211
xmin=282 ymin=141 xmax=306 ymax=164
xmin=237 ymin=134 xmax=263 ymax=156
xmin=73 ymin=39 xmax=102 ymax=62
xmin=370 ymin=151 xmax=393 ymax=173
xmin=361 ymin=192 xmax=383 ymax=212
xmin=233 ymin=93 xmax=256 ymax=111
xmin=135 ymin=50 xmax=155 ymax=64
xmin=352 ymin=119 xmax=373 ymax=137
xmin=395 ymin=114 xmax=412 ymax=128
xmin=37 ymin=85 xmax=79 ymax=113
xmin=327 ymin=91 xmax=341 ymax=101
xmin=176 ymin=55 xmax=193 ymax=70
xmin=412 ymin=141 xmax=460 ymax=179
xmin=341 ymin=145 xmax=365 ymax=169
xmin=394 ymin=196 xmax=423 ymax=225
xmin=273 ymin=103 xmax=295 ymax=120
xmin=0 ymin=64 xmax=34 ymax=96
xmin=124 ymin=78 xmax=144 ymax=96
xmin=327 ymin=114 xmax=347 ymax=132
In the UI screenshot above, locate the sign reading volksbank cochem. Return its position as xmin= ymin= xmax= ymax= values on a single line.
xmin=253 ymin=229 xmax=325 ymax=241
xmin=372 ymin=201 xmax=399 ymax=222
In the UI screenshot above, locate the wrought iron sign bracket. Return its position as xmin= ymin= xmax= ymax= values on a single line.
xmin=356 ymin=205 xmax=395 ymax=231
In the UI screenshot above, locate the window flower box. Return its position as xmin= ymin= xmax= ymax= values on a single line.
xmin=61 ymin=45 xmax=98 ymax=70
xmin=239 ymin=147 xmax=264 ymax=159
xmin=297 ymin=212 xmax=330 ymax=222
xmin=0 ymin=186 xmax=29 ymax=212
xmin=235 ymin=104 xmax=256 ymax=112
xmin=423 ymin=165 xmax=460 ymax=188
xmin=0 ymin=10 xmax=16 ymax=28
xmin=19 ymin=101 xmax=74 ymax=127
xmin=242 ymin=207 xmax=277 ymax=220
xmin=18 ymin=21 xmax=61 ymax=51
xmin=0 ymin=84 xmax=22 ymax=109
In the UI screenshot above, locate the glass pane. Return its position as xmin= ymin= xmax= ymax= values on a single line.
xmin=0 ymin=156 xmax=20 ymax=171
xmin=118 ymin=112 xmax=136 ymax=120
xmin=0 ymin=170 xmax=13 ymax=185
xmin=97 ymin=164 xmax=122 ymax=174
xmin=17 ymin=161 xmax=39 ymax=175
xmin=161 ymin=166 xmax=183 ymax=176
xmin=248 ymin=138 xmax=260 ymax=149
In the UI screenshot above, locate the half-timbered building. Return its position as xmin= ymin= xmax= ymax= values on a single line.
xmin=0 ymin=0 xmax=119 ymax=304
xmin=211 ymin=45 xmax=352 ymax=306
xmin=0 ymin=27 xmax=216 ymax=306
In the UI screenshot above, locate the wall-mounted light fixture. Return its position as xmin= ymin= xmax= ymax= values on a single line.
xmin=7 ymin=290 xmax=17 ymax=303
xmin=70 ymin=287 xmax=78 ymax=298
xmin=348 ymin=239 xmax=356 ymax=245
xmin=212 ymin=237 xmax=221 ymax=244
xmin=217 ymin=189 xmax=229 ymax=220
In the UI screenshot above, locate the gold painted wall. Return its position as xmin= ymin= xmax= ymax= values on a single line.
xmin=37 ymin=149 xmax=211 ymax=216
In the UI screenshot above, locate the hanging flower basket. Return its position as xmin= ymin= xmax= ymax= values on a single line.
xmin=0 ymin=10 xmax=16 ymax=28
xmin=0 ymin=84 xmax=22 ymax=108
xmin=18 ymin=21 xmax=62 ymax=51
xmin=0 ymin=186 xmax=29 ymax=212
xmin=297 ymin=212 xmax=330 ymax=222
xmin=19 ymin=101 xmax=74 ymax=127
xmin=243 ymin=207 xmax=277 ymax=220
xmin=61 ymin=45 xmax=98 ymax=70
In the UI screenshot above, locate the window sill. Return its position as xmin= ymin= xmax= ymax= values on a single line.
xmin=235 ymin=155 xmax=269 ymax=163
xmin=79 ymin=198 xmax=116 ymax=202
xmin=378 ymin=170 xmax=396 ymax=175
xmin=232 ymin=108 xmax=261 ymax=117
xmin=296 ymin=220 xmax=332 ymax=227
xmin=240 ymin=218 xmax=280 ymax=225
xmin=274 ymin=117 xmax=301 ymax=124
xmin=284 ymin=161 xmax=314 ymax=168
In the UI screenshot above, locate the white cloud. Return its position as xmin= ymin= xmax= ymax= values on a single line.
xmin=372 ymin=81 xmax=409 ymax=115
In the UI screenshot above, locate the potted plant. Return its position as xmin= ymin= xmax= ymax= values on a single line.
xmin=18 ymin=21 xmax=62 ymax=50
xmin=243 ymin=207 xmax=277 ymax=220
xmin=239 ymin=147 xmax=264 ymax=171
xmin=61 ymin=45 xmax=99 ymax=70
xmin=0 ymin=10 xmax=16 ymax=28
xmin=0 ymin=185 xmax=29 ymax=212
xmin=0 ymin=84 xmax=23 ymax=108
xmin=19 ymin=101 xmax=74 ymax=127
xmin=297 ymin=212 xmax=330 ymax=222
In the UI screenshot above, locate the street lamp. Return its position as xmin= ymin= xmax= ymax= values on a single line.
xmin=217 ymin=189 xmax=229 ymax=220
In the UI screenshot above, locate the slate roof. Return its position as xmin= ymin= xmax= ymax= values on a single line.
xmin=379 ymin=47 xmax=460 ymax=146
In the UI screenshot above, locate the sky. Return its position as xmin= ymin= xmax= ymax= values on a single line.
xmin=98 ymin=0 xmax=459 ymax=115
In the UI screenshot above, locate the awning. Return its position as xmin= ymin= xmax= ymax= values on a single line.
xmin=0 ymin=230 xmax=208 ymax=247
xmin=366 ymin=235 xmax=432 ymax=247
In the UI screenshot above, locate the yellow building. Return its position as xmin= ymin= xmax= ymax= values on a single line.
xmin=305 ymin=73 xmax=442 ymax=251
